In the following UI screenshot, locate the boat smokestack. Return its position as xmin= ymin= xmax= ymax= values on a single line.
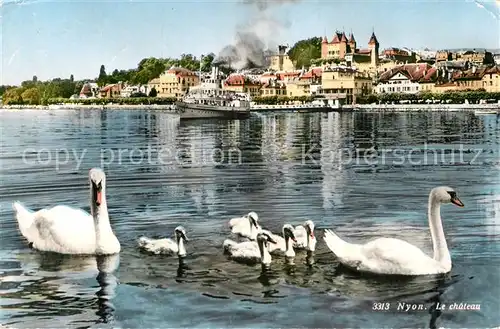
xmin=211 ymin=65 xmax=220 ymax=79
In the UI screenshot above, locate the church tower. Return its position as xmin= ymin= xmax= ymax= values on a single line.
xmin=368 ymin=31 xmax=379 ymax=68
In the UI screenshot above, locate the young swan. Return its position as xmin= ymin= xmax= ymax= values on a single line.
xmin=293 ymin=220 xmax=316 ymax=252
xmin=282 ymin=224 xmax=297 ymax=264
xmin=138 ymin=226 xmax=189 ymax=258
xmin=257 ymin=232 xmax=277 ymax=268
xmin=223 ymin=231 xmax=277 ymax=265
xmin=229 ymin=211 xmax=261 ymax=240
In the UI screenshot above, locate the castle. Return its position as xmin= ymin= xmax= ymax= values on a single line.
xmin=321 ymin=31 xmax=380 ymax=70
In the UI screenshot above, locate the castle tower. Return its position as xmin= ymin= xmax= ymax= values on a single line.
xmin=339 ymin=32 xmax=348 ymax=59
xmin=368 ymin=31 xmax=379 ymax=68
xmin=348 ymin=32 xmax=356 ymax=53
xmin=321 ymin=36 xmax=328 ymax=59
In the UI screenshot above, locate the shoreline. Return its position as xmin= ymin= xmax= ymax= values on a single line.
xmin=0 ymin=103 xmax=498 ymax=113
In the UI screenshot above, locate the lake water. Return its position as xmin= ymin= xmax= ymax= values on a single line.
xmin=0 ymin=109 xmax=499 ymax=328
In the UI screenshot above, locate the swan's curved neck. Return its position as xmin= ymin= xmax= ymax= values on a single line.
xmin=428 ymin=194 xmax=451 ymax=267
xmin=177 ymin=236 xmax=186 ymax=257
xmin=284 ymin=236 xmax=295 ymax=257
xmin=258 ymin=240 xmax=272 ymax=265
xmin=91 ymin=185 xmax=114 ymax=251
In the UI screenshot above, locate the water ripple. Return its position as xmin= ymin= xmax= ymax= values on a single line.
xmin=0 ymin=109 xmax=499 ymax=328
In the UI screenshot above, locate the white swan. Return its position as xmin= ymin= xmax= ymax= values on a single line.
xmin=137 ymin=226 xmax=189 ymax=257
xmin=267 ymin=224 xmax=298 ymax=259
xmin=12 ymin=168 xmax=120 ymax=255
xmin=323 ymin=186 xmax=464 ymax=276
xmin=261 ymin=221 xmax=316 ymax=254
xmin=228 ymin=211 xmax=261 ymax=240
xmin=223 ymin=231 xmax=277 ymax=266
xmin=292 ymin=220 xmax=317 ymax=251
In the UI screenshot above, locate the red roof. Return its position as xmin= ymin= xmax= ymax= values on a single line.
xmin=453 ymin=66 xmax=489 ymax=81
xmin=225 ymin=74 xmax=261 ymax=87
xmin=349 ymin=33 xmax=356 ymax=43
xmin=300 ymin=68 xmax=323 ymax=80
xmin=358 ymin=49 xmax=371 ymax=54
xmin=419 ymin=67 xmax=438 ymax=82
xmin=379 ymin=63 xmax=433 ymax=83
xmin=331 ymin=32 xmax=345 ymax=44
xmin=225 ymin=74 xmax=245 ymax=85
xmin=100 ymin=84 xmax=118 ymax=92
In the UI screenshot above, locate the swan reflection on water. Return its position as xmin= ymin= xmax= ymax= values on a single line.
xmin=94 ymin=255 xmax=120 ymax=324
xmin=8 ymin=252 xmax=120 ymax=326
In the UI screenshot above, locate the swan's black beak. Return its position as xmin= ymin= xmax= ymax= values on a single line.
xmin=451 ymin=196 xmax=464 ymax=207
xmin=268 ymin=236 xmax=277 ymax=244
xmin=182 ymin=232 xmax=189 ymax=242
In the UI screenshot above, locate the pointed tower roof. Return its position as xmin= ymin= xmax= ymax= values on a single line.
xmin=322 ymin=36 xmax=328 ymax=43
xmin=368 ymin=31 xmax=379 ymax=45
xmin=341 ymin=32 xmax=348 ymax=42
xmin=349 ymin=32 xmax=356 ymax=43
xmin=331 ymin=32 xmax=341 ymax=44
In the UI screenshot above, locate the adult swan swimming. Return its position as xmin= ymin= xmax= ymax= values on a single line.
xmin=323 ymin=186 xmax=464 ymax=276
xmin=12 ymin=168 xmax=121 ymax=255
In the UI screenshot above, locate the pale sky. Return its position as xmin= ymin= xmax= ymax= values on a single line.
xmin=1 ymin=0 xmax=499 ymax=85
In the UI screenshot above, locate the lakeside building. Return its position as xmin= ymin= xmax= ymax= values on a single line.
xmin=148 ymin=67 xmax=199 ymax=99
xmin=223 ymin=73 xmax=262 ymax=98
xmin=99 ymin=83 xmax=123 ymax=98
xmin=120 ymin=85 xmax=150 ymax=97
xmin=260 ymin=79 xmax=287 ymax=97
xmin=79 ymin=82 xmax=99 ymax=98
xmin=376 ymin=63 xmax=500 ymax=94
xmin=267 ymin=45 xmax=295 ymax=72
xmin=286 ymin=68 xmax=322 ymax=97
xmin=376 ymin=64 xmax=434 ymax=94
xmin=320 ymin=66 xmax=372 ymax=104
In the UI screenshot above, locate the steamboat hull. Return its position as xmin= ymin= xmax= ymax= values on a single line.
xmin=175 ymin=102 xmax=251 ymax=120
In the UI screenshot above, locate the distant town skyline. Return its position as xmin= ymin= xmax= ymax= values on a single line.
xmin=1 ymin=0 xmax=499 ymax=85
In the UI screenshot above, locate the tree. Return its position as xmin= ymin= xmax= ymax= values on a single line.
xmin=287 ymin=37 xmax=322 ymax=69
xmin=3 ymin=88 xmax=24 ymax=104
xmin=149 ymin=87 xmax=157 ymax=97
xmin=21 ymin=87 xmax=41 ymax=105
xmin=0 ymin=85 xmax=15 ymax=96
xmin=32 ymin=75 xmax=38 ymax=82
xmin=97 ymin=65 xmax=107 ymax=86
xmin=201 ymin=53 xmax=215 ymax=72
xmin=70 ymin=74 xmax=74 ymax=82
xmin=132 ymin=58 xmax=166 ymax=84
xmin=74 ymin=81 xmax=84 ymax=95
xmin=178 ymin=53 xmax=200 ymax=71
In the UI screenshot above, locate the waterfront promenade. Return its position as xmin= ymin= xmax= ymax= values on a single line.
xmin=0 ymin=102 xmax=498 ymax=113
